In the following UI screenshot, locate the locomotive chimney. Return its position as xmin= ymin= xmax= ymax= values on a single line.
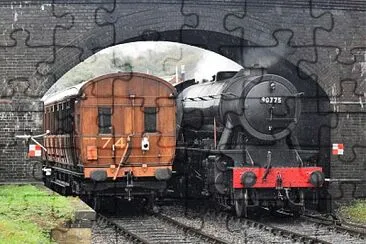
xmin=243 ymin=67 xmax=267 ymax=77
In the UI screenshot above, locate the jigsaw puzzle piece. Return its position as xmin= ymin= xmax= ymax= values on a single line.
xmin=331 ymin=112 xmax=366 ymax=163
xmin=329 ymin=109 xmax=366 ymax=201
xmin=0 ymin=29 xmax=53 ymax=98
xmin=224 ymin=1 xmax=333 ymax=47
xmin=221 ymin=23 xmax=320 ymax=73
xmin=176 ymin=0 xmax=200 ymax=44
xmin=95 ymin=0 xmax=198 ymax=45
xmin=50 ymin=0 xmax=114 ymax=60
xmin=311 ymin=0 xmax=366 ymax=65
xmin=0 ymin=1 xmax=73 ymax=46
xmin=297 ymin=47 xmax=366 ymax=99
xmin=35 ymin=45 xmax=84 ymax=95
xmin=330 ymin=180 xmax=366 ymax=202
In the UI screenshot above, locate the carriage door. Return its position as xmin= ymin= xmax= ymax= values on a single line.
xmin=97 ymin=77 xmax=130 ymax=167
xmin=97 ymin=95 xmax=130 ymax=167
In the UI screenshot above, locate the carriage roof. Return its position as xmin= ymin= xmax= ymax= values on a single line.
xmin=41 ymin=81 xmax=87 ymax=106
xmin=41 ymin=72 xmax=174 ymax=106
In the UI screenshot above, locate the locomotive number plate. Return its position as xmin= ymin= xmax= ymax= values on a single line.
xmin=260 ymin=96 xmax=282 ymax=104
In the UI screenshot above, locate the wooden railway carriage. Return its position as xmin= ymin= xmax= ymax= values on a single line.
xmin=41 ymin=72 xmax=176 ymax=205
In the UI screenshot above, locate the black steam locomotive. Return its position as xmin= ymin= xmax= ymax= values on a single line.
xmin=174 ymin=69 xmax=329 ymax=216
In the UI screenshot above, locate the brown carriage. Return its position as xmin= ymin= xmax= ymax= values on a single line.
xmin=42 ymin=72 xmax=176 ymax=206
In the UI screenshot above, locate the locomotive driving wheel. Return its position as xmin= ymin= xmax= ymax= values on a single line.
xmin=234 ymin=189 xmax=248 ymax=217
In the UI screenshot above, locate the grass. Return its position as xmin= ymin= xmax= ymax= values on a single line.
xmin=0 ymin=184 xmax=75 ymax=244
xmin=339 ymin=199 xmax=366 ymax=225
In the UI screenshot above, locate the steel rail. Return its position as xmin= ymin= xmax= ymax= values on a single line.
xmin=162 ymin=205 xmax=332 ymax=244
xmin=302 ymin=214 xmax=366 ymax=239
xmin=97 ymin=214 xmax=150 ymax=244
xmin=262 ymin=208 xmax=365 ymax=242
xmin=98 ymin=212 xmax=229 ymax=244
xmin=233 ymin=214 xmax=333 ymax=244
xmin=155 ymin=212 xmax=230 ymax=244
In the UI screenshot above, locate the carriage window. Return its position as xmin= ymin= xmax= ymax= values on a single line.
xmin=144 ymin=107 xmax=157 ymax=132
xmin=98 ymin=107 xmax=112 ymax=134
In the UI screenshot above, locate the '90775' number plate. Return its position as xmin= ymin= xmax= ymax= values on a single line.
xmin=260 ymin=96 xmax=282 ymax=104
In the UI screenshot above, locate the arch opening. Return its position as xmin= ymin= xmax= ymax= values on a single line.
xmin=43 ymin=29 xmax=331 ymax=177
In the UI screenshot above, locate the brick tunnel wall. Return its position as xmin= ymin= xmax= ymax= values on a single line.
xmin=0 ymin=0 xmax=365 ymax=202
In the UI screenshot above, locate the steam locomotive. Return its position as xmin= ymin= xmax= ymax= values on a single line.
xmin=41 ymin=72 xmax=176 ymax=209
xmin=174 ymin=69 xmax=329 ymax=216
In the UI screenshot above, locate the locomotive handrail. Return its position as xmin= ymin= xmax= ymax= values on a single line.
xmin=265 ymin=117 xmax=297 ymax=121
xmin=295 ymin=149 xmax=304 ymax=167
xmin=177 ymin=147 xmax=321 ymax=155
xmin=246 ymin=149 xmax=254 ymax=166
xmin=183 ymin=92 xmax=305 ymax=101
xmin=262 ymin=151 xmax=272 ymax=180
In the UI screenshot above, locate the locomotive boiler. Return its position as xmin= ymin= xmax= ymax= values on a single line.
xmin=174 ymin=69 xmax=326 ymax=216
xmin=41 ymin=72 xmax=176 ymax=210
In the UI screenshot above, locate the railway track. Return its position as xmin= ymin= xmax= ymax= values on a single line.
xmin=264 ymin=215 xmax=365 ymax=243
xmin=301 ymin=213 xmax=366 ymax=239
xmin=237 ymin=210 xmax=366 ymax=243
xmin=93 ymin=198 xmax=366 ymax=243
xmin=96 ymin=213 xmax=229 ymax=244
xmin=160 ymin=203 xmax=366 ymax=244
xmin=271 ymin=209 xmax=366 ymax=240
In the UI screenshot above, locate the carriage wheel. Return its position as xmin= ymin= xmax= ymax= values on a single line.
xmin=91 ymin=195 xmax=101 ymax=211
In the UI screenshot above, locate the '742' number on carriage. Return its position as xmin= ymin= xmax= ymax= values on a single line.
xmin=101 ymin=137 xmax=126 ymax=149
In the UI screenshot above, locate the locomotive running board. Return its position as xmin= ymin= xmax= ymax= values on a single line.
xmin=176 ymin=147 xmax=319 ymax=155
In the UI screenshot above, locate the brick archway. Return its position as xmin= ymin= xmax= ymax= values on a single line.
xmin=0 ymin=2 xmax=364 ymax=196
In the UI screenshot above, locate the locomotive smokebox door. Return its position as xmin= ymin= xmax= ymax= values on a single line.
xmin=239 ymin=74 xmax=302 ymax=141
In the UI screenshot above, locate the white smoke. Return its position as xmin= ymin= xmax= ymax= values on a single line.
xmin=194 ymin=51 xmax=242 ymax=82
xmin=46 ymin=41 xmax=243 ymax=96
